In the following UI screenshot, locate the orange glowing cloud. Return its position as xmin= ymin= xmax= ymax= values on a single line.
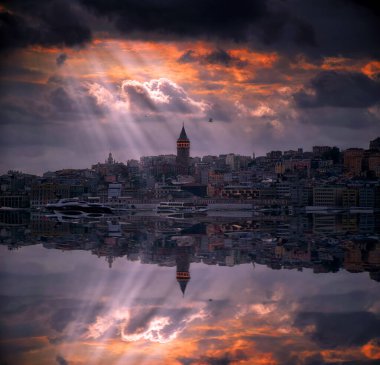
xmin=362 ymin=340 xmax=380 ymax=360
xmin=229 ymin=49 xmax=279 ymax=68
xmin=0 ymin=36 xmax=320 ymax=105
xmin=321 ymin=348 xmax=365 ymax=363
xmin=362 ymin=61 xmax=380 ymax=78
xmin=321 ymin=57 xmax=363 ymax=72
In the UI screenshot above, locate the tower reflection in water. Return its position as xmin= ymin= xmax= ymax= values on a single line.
xmin=0 ymin=211 xmax=379 ymax=365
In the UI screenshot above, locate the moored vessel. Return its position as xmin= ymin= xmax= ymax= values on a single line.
xmin=45 ymin=198 xmax=113 ymax=214
xmin=156 ymin=201 xmax=208 ymax=214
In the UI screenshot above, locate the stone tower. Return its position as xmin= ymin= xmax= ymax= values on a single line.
xmin=176 ymin=124 xmax=190 ymax=175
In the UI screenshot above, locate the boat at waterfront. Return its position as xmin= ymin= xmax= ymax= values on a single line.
xmin=156 ymin=201 xmax=208 ymax=214
xmin=45 ymin=198 xmax=113 ymax=214
xmin=45 ymin=210 xmax=107 ymax=222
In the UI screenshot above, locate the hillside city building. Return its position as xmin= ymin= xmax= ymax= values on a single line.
xmin=0 ymin=127 xmax=380 ymax=211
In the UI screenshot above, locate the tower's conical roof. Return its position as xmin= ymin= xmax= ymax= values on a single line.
xmin=178 ymin=125 xmax=189 ymax=140
xmin=178 ymin=279 xmax=189 ymax=296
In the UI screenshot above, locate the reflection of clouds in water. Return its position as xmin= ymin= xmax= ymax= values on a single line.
xmin=83 ymin=305 xmax=208 ymax=344
xmin=85 ymin=308 xmax=131 ymax=339
xmin=122 ymin=316 xmax=175 ymax=343
xmin=235 ymin=302 xmax=279 ymax=318
xmin=2 ymin=245 xmax=380 ymax=365
xmin=294 ymin=311 xmax=380 ymax=349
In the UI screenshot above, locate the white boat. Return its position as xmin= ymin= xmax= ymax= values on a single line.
xmin=46 ymin=198 xmax=113 ymax=214
xmin=45 ymin=210 xmax=107 ymax=222
xmin=156 ymin=201 xmax=208 ymax=214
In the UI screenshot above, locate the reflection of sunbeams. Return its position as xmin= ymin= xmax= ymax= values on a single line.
xmin=60 ymin=261 xmax=207 ymax=363
xmin=60 ymin=263 xmax=148 ymax=362
xmin=3 ymin=241 xmax=380 ymax=365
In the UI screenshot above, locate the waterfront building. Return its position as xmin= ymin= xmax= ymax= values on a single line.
xmin=0 ymin=195 xmax=30 ymax=209
xmin=313 ymin=186 xmax=343 ymax=207
xmin=359 ymin=186 xmax=379 ymax=208
xmin=342 ymin=188 xmax=359 ymax=207
xmin=30 ymin=183 xmax=70 ymax=208
xmin=343 ymin=148 xmax=364 ymax=176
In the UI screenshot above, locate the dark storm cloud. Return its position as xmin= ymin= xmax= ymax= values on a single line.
xmin=0 ymin=289 xmax=106 ymax=356
xmin=0 ymin=0 xmax=92 ymax=52
xmin=206 ymin=98 xmax=236 ymax=123
xmin=51 ymin=308 xmax=78 ymax=332
xmin=205 ymin=48 xmax=245 ymax=66
xmin=2 ymin=0 xmax=379 ymax=59
xmin=80 ymin=0 xmax=380 ymax=59
xmin=241 ymin=334 xmax=309 ymax=365
xmin=297 ymin=107 xmax=379 ymax=135
xmin=56 ymin=355 xmax=69 ymax=365
xmin=243 ymin=321 xmax=380 ymax=365
xmin=49 ymin=87 xmax=76 ymax=112
xmin=334 ymin=361 xmax=380 ymax=365
xmin=56 ymin=53 xmax=68 ymax=66
xmin=0 ymin=64 xmax=46 ymax=79
xmin=294 ymin=71 xmax=380 ymax=108
xmin=178 ymin=49 xmax=247 ymax=68
xmin=203 ymin=83 xmax=225 ymax=91
xmin=294 ymin=311 xmax=380 ymax=348
xmin=300 ymin=353 xmax=325 ymax=365
xmin=298 ymin=290 xmax=380 ymax=313
xmin=81 ymin=0 xmax=266 ymax=42
xmin=177 ymin=350 xmax=248 ymax=365
xmin=0 ymin=81 xmax=52 ymax=127
xmin=178 ymin=50 xmax=198 ymax=64
xmin=0 ymin=80 xmax=104 ymax=153
xmin=3 ymin=79 xmax=103 ymax=121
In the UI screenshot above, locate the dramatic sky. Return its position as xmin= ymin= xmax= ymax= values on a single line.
xmin=1 ymin=0 xmax=380 ymax=174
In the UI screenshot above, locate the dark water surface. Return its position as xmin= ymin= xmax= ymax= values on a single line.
xmin=1 ymin=212 xmax=380 ymax=365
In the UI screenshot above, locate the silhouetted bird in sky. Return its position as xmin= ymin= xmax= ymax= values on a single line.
xmin=208 ymin=118 xmax=213 ymax=123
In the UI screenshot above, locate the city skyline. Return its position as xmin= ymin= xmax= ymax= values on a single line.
xmin=2 ymin=123 xmax=379 ymax=177
xmin=1 ymin=1 xmax=380 ymax=175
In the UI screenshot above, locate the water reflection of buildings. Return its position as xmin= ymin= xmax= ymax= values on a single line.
xmin=176 ymin=241 xmax=192 ymax=295
xmin=1 ymin=211 xmax=380 ymax=288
